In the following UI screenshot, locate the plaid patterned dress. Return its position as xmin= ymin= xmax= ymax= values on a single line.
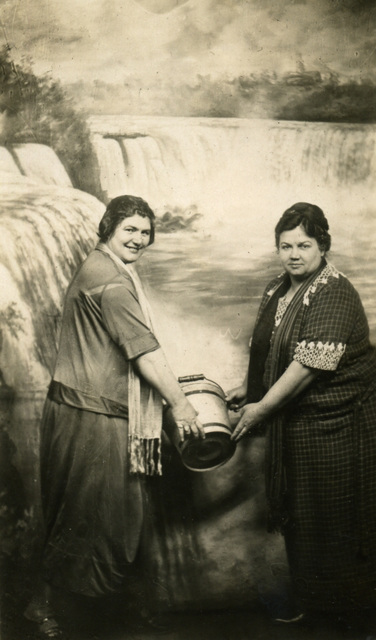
xmin=250 ymin=261 xmax=376 ymax=613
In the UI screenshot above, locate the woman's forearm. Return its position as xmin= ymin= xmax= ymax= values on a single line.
xmin=231 ymin=360 xmax=319 ymax=441
xmin=258 ymin=359 xmax=319 ymax=420
xmin=133 ymin=347 xmax=187 ymax=408
xmin=134 ymin=347 xmax=205 ymax=438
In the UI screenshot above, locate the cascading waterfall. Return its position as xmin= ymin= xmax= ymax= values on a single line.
xmin=0 ymin=174 xmax=103 ymax=391
xmin=91 ymin=134 xmax=128 ymax=197
xmin=0 ymin=147 xmax=20 ymax=174
xmin=0 ymin=143 xmax=72 ymax=187
xmin=89 ymin=117 xmax=376 ymax=235
xmin=0 ymin=172 xmax=105 ymax=542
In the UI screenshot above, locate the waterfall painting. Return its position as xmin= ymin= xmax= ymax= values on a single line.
xmin=1 ymin=1 xmax=376 ymax=639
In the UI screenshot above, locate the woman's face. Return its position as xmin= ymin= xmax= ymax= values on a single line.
xmin=106 ymin=214 xmax=151 ymax=263
xmin=278 ymin=224 xmax=324 ymax=282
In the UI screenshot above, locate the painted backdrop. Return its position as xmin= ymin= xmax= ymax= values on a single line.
xmin=1 ymin=115 xmax=375 ymax=611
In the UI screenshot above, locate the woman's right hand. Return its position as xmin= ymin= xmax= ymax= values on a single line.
xmin=230 ymin=403 xmax=264 ymax=441
xmin=225 ymin=383 xmax=247 ymax=412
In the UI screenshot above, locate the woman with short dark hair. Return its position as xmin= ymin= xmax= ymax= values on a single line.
xmin=97 ymin=194 xmax=156 ymax=245
xmin=25 ymin=194 xmax=204 ymax=638
xmin=227 ymin=202 xmax=376 ymax=630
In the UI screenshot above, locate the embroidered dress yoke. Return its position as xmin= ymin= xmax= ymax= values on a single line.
xmin=247 ymin=261 xmax=376 ymax=613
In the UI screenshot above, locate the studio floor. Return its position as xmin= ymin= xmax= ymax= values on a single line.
xmin=2 ymin=589 xmax=376 ymax=640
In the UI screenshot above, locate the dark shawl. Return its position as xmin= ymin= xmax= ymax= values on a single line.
xmin=246 ymin=260 xmax=327 ymax=531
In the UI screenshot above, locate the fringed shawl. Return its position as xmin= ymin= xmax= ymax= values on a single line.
xmin=247 ymin=260 xmax=328 ymax=531
xmin=99 ymin=244 xmax=163 ymax=476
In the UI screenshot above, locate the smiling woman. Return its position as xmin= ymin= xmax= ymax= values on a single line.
xmin=106 ymin=216 xmax=152 ymax=261
xmin=23 ymin=194 xmax=205 ymax=639
xmin=98 ymin=195 xmax=155 ymax=263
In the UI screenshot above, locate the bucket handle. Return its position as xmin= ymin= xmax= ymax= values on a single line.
xmin=178 ymin=374 xmax=205 ymax=383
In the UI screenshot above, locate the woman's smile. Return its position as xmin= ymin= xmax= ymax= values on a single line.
xmin=106 ymin=214 xmax=151 ymax=263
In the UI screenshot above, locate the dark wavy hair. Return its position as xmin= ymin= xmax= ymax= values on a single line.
xmin=275 ymin=202 xmax=331 ymax=252
xmin=98 ymin=195 xmax=156 ymax=245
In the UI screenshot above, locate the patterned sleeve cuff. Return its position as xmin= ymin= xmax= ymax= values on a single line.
xmin=293 ymin=340 xmax=346 ymax=371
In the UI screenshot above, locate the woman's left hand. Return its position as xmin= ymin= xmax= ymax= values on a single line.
xmin=230 ymin=403 xmax=264 ymax=442
xmin=171 ymin=396 xmax=206 ymax=441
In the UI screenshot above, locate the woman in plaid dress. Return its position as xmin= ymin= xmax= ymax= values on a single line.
xmin=227 ymin=202 xmax=376 ymax=625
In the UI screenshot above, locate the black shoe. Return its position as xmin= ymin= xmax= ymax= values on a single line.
xmin=24 ymin=602 xmax=66 ymax=639
xmin=24 ymin=614 xmax=66 ymax=639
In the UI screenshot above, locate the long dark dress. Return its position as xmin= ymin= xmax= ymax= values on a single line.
xmin=39 ymin=247 xmax=161 ymax=597
xmin=40 ymin=401 xmax=144 ymax=597
xmin=248 ymin=260 xmax=376 ymax=613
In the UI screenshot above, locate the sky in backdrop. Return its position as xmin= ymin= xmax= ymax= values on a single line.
xmin=1 ymin=0 xmax=375 ymax=87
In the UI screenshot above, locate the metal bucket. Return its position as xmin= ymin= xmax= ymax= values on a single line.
xmin=164 ymin=374 xmax=236 ymax=472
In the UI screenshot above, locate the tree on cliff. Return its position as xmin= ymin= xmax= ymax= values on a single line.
xmin=0 ymin=45 xmax=102 ymax=199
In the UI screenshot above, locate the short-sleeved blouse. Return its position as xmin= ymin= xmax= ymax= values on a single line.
xmin=51 ymin=247 xmax=160 ymax=416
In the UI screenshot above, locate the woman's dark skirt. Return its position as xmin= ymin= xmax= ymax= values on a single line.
xmin=40 ymin=398 xmax=144 ymax=597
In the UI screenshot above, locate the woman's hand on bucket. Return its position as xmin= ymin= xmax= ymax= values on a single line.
xmin=171 ymin=396 xmax=206 ymax=441
xmin=225 ymin=383 xmax=247 ymax=412
xmin=230 ymin=403 xmax=264 ymax=442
